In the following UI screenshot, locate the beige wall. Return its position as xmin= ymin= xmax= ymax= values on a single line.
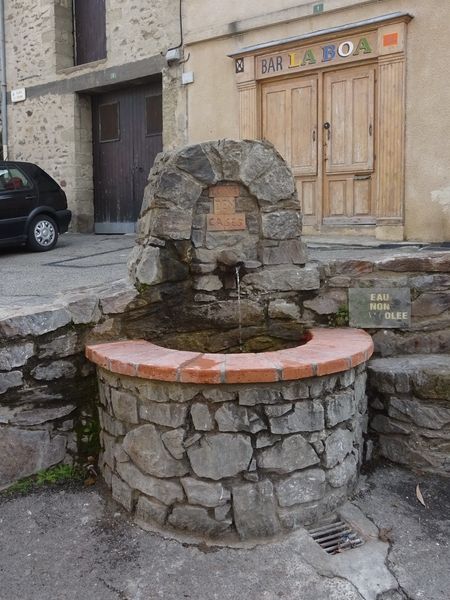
xmin=403 ymin=3 xmax=450 ymax=242
xmin=183 ymin=0 xmax=450 ymax=241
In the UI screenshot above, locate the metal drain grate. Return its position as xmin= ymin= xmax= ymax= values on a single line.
xmin=307 ymin=519 xmax=364 ymax=554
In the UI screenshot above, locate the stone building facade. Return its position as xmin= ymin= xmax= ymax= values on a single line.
xmin=4 ymin=0 xmax=450 ymax=241
xmin=4 ymin=0 xmax=183 ymax=231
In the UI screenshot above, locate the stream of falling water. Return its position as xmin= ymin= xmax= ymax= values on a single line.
xmin=235 ymin=265 xmax=243 ymax=351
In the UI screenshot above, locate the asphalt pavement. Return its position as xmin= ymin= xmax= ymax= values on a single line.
xmin=0 ymin=234 xmax=135 ymax=309
xmin=1 ymin=233 xmax=447 ymax=312
xmin=0 ymin=464 xmax=448 ymax=600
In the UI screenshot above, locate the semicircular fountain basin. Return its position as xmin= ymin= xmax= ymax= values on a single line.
xmin=86 ymin=327 xmax=373 ymax=544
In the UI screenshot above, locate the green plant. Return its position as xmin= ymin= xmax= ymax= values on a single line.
xmin=1 ymin=464 xmax=84 ymax=498
xmin=328 ymin=304 xmax=349 ymax=327
xmin=76 ymin=415 xmax=101 ymax=459
xmin=3 ymin=478 xmax=34 ymax=496
xmin=35 ymin=464 xmax=83 ymax=485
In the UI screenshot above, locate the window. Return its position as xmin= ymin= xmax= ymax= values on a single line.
xmin=0 ymin=167 xmax=32 ymax=190
xmin=73 ymin=0 xmax=106 ymax=66
xmin=99 ymin=103 xmax=120 ymax=142
xmin=30 ymin=167 xmax=61 ymax=192
xmin=145 ymin=94 xmax=163 ymax=137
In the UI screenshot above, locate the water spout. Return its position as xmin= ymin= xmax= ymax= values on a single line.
xmin=235 ymin=264 xmax=243 ymax=351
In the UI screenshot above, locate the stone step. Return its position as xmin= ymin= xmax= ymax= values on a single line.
xmin=368 ymin=354 xmax=450 ymax=401
xmin=367 ymin=354 xmax=450 ymax=475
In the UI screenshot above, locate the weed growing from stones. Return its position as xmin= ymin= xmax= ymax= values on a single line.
xmin=1 ymin=464 xmax=84 ymax=498
xmin=328 ymin=305 xmax=350 ymax=327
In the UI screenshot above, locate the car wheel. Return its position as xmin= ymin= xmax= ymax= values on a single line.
xmin=27 ymin=215 xmax=58 ymax=251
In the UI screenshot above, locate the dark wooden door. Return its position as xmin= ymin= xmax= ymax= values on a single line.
xmin=92 ymin=82 xmax=162 ymax=233
xmin=74 ymin=0 xmax=106 ymax=65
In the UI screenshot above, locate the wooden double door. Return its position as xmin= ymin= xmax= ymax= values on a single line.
xmin=92 ymin=80 xmax=162 ymax=233
xmin=262 ymin=64 xmax=376 ymax=228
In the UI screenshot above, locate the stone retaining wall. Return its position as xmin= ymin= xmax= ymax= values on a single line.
xmin=307 ymin=252 xmax=450 ymax=357
xmin=0 ymin=282 xmax=138 ymax=488
xmin=368 ymin=355 xmax=450 ymax=475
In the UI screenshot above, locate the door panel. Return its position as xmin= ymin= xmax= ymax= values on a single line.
xmin=352 ymin=76 xmax=372 ymax=166
xmin=327 ymin=178 xmax=347 ymax=217
xmin=262 ymin=76 xmax=318 ymax=219
xmin=323 ymin=174 xmax=374 ymax=223
xmin=324 ymin=67 xmax=374 ymax=174
xmin=328 ymin=79 xmax=347 ymax=170
xmin=323 ymin=65 xmax=375 ymax=220
xmin=263 ymin=90 xmax=288 ymax=160
xmin=298 ymin=180 xmax=316 ymax=217
xmin=353 ymin=176 xmax=372 ymax=215
xmin=92 ymin=81 xmax=162 ymax=233
xmin=290 ymin=81 xmax=317 ymax=175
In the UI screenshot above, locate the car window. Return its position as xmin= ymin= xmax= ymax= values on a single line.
xmin=32 ymin=167 xmax=61 ymax=193
xmin=0 ymin=167 xmax=32 ymax=191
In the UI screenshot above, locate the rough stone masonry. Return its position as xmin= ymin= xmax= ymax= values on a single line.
xmin=87 ymin=139 xmax=371 ymax=542
xmin=97 ymin=365 xmax=367 ymax=542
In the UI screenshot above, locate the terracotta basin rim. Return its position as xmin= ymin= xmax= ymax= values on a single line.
xmin=85 ymin=327 xmax=374 ymax=384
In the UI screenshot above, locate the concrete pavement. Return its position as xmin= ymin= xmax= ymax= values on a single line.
xmin=0 ymin=464 xmax=448 ymax=600
xmin=1 ymin=232 xmax=447 ymax=311
xmin=0 ymin=234 xmax=135 ymax=309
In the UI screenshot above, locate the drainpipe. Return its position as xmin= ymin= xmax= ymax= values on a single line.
xmin=0 ymin=0 xmax=7 ymax=160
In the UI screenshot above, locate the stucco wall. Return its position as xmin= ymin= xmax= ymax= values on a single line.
xmin=182 ymin=0 xmax=450 ymax=242
xmin=403 ymin=4 xmax=450 ymax=242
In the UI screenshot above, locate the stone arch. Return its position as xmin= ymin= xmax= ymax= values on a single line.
xmin=126 ymin=139 xmax=317 ymax=353
xmin=130 ymin=139 xmax=301 ymax=287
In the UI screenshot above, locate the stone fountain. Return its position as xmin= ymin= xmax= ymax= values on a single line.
xmin=86 ymin=139 xmax=373 ymax=543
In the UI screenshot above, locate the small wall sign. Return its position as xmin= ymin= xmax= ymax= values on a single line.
xmin=349 ymin=288 xmax=411 ymax=328
xmin=207 ymin=194 xmax=246 ymax=231
xmin=207 ymin=213 xmax=246 ymax=231
xmin=11 ymin=88 xmax=26 ymax=103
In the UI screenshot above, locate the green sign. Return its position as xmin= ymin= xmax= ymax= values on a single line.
xmin=349 ymin=288 xmax=411 ymax=328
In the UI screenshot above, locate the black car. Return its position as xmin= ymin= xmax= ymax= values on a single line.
xmin=0 ymin=161 xmax=71 ymax=251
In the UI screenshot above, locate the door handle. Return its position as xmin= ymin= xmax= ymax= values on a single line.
xmin=323 ymin=122 xmax=331 ymax=140
xmin=312 ymin=130 xmax=316 ymax=142
xmin=25 ymin=195 xmax=36 ymax=200
xmin=369 ymin=124 xmax=372 ymax=136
